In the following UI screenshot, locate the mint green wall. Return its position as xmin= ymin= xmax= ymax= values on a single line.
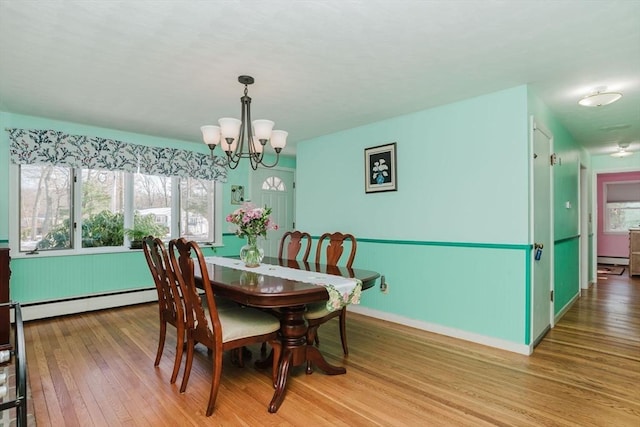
xmin=554 ymin=237 xmax=579 ymax=314
xmin=297 ymin=86 xmax=532 ymax=345
xmin=298 ymin=86 xmax=530 ymax=243
xmin=355 ymin=240 xmax=529 ymax=342
xmin=10 ymin=252 xmax=154 ymax=302
xmin=0 ymin=112 xmax=294 ymax=303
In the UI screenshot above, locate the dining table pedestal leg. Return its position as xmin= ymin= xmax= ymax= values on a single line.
xmin=305 ymin=345 xmax=346 ymax=375
xmin=268 ymin=304 xmax=346 ymax=413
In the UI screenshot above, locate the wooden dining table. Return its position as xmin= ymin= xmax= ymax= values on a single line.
xmin=195 ymin=256 xmax=379 ymax=413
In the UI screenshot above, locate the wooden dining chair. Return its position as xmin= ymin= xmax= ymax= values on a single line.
xmin=260 ymin=230 xmax=313 ymax=356
xmin=169 ymin=237 xmax=281 ymax=416
xmin=305 ymin=232 xmax=357 ymax=359
xmin=142 ymin=236 xmax=186 ymax=385
xmin=278 ymin=230 xmax=312 ymax=261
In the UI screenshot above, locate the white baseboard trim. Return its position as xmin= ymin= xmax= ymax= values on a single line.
xmin=19 ymin=291 xmax=531 ymax=356
xmin=20 ymin=289 xmax=158 ymax=322
xmin=348 ymin=305 xmax=531 ymax=356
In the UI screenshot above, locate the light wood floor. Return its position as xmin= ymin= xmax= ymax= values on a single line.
xmin=24 ymin=272 xmax=640 ymax=426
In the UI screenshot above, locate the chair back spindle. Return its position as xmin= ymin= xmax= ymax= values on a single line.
xmin=278 ymin=231 xmax=312 ymax=261
xmin=169 ymin=238 xmax=220 ymax=347
xmin=315 ymin=232 xmax=357 ymax=268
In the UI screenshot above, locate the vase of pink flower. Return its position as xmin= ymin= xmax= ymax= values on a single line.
xmin=226 ymin=203 xmax=278 ymax=267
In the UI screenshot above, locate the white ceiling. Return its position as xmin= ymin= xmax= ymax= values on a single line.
xmin=1 ymin=0 xmax=639 ymax=157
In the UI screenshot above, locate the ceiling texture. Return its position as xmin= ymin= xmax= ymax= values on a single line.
xmin=1 ymin=0 xmax=639 ymax=156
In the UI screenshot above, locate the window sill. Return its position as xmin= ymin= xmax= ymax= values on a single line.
xmin=10 ymin=242 xmax=223 ymax=259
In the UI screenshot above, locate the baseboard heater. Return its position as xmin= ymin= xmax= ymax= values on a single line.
xmin=19 ymin=287 xmax=157 ymax=322
xmin=597 ymin=256 xmax=629 ymax=266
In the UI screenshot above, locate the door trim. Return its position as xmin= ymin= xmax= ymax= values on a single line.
xmin=590 ymin=165 xmax=640 ymax=281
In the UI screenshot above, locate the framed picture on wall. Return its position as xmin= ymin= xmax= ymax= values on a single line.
xmin=364 ymin=142 xmax=397 ymax=193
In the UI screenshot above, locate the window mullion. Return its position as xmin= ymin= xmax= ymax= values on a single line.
xmin=72 ymin=168 xmax=81 ymax=250
xmin=172 ymin=177 xmax=180 ymax=239
xmin=124 ymin=173 xmax=135 ymax=246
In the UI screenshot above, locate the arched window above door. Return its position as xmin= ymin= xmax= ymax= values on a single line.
xmin=262 ymin=176 xmax=286 ymax=191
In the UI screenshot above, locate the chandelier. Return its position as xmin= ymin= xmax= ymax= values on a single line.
xmin=201 ymin=75 xmax=287 ymax=170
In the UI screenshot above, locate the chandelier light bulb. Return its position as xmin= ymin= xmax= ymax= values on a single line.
xmin=218 ymin=118 xmax=242 ymax=140
xmin=270 ymin=130 xmax=288 ymax=151
xmin=252 ymin=120 xmax=275 ymax=141
xmin=200 ymin=125 xmax=221 ymax=146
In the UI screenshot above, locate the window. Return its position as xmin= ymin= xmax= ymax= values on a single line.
xmin=15 ymin=165 xmax=220 ymax=253
xmin=606 ymin=202 xmax=640 ymax=232
xmin=134 ymin=173 xmax=172 ymax=239
xmin=19 ymin=164 xmax=72 ymax=252
xmin=604 ymin=181 xmax=640 ymax=233
xmin=81 ymin=169 xmax=125 ymax=248
xmin=180 ymin=177 xmax=215 ymax=242
xmin=261 ymin=176 xmax=285 ymax=191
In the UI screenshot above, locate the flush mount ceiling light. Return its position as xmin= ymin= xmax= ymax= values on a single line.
xmin=201 ymin=75 xmax=287 ymax=170
xmin=578 ymin=86 xmax=623 ymax=107
xmin=610 ymin=142 xmax=633 ymax=158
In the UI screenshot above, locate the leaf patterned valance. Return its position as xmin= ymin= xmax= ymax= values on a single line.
xmin=6 ymin=128 xmax=227 ymax=182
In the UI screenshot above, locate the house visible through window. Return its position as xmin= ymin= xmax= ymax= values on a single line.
xmin=134 ymin=173 xmax=172 ymax=238
xmin=180 ymin=177 xmax=215 ymax=242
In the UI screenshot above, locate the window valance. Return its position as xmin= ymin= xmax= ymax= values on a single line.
xmin=6 ymin=128 xmax=227 ymax=182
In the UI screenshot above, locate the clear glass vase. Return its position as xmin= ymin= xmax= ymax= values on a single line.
xmin=240 ymin=234 xmax=264 ymax=267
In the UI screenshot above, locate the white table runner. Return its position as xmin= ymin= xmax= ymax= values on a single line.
xmin=204 ymin=256 xmax=362 ymax=311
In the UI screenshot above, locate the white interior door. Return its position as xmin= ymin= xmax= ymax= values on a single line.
xmin=251 ymin=168 xmax=294 ymax=257
xmin=531 ymin=119 xmax=554 ymax=346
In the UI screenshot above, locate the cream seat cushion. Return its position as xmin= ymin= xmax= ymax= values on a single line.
xmin=205 ymin=307 xmax=280 ymax=343
xmin=304 ymin=302 xmax=332 ymax=320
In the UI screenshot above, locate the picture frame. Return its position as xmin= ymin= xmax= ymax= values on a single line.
xmin=364 ymin=142 xmax=397 ymax=193
xmin=231 ymin=185 xmax=245 ymax=204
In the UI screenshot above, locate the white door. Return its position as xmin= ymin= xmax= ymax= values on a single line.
xmin=251 ymin=168 xmax=295 ymax=257
xmin=580 ymin=166 xmax=590 ymax=289
xmin=531 ymin=119 xmax=554 ymax=346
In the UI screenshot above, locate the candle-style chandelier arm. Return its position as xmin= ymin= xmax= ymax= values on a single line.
xmin=200 ymin=75 xmax=287 ymax=170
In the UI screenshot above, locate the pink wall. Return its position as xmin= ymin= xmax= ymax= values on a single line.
xmin=597 ymin=171 xmax=640 ymax=258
